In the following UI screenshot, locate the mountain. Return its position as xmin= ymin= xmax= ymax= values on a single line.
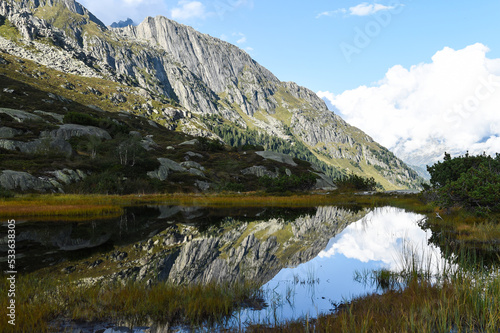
xmin=0 ymin=0 xmax=424 ymax=190
xmin=110 ymin=18 xmax=134 ymax=28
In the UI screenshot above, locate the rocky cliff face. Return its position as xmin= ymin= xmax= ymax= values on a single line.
xmin=0 ymin=0 xmax=423 ymax=189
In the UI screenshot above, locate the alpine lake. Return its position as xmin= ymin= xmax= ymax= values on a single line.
xmin=1 ymin=194 xmax=498 ymax=332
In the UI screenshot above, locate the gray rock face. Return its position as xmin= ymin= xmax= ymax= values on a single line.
xmin=0 ymin=170 xmax=56 ymax=192
xmin=313 ymin=172 xmax=338 ymax=191
xmin=188 ymin=168 xmax=205 ymax=177
xmin=241 ymin=165 xmax=279 ymax=178
xmin=0 ymin=168 xmax=85 ymax=192
xmin=48 ymin=169 xmax=86 ymax=185
xmin=185 ymin=151 xmax=203 ymax=159
xmin=255 ymin=151 xmax=297 ymax=167
xmin=147 ymin=157 xmax=186 ymax=181
xmin=46 ymin=124 xmax=112 ymax=140
xmin=0 ymin=137 xmax=72 ymax=156
xmin=180 ymin=161 xmax=204 ymax=170
xmin=0 ymin=108 xmax=44 ymax=123
xmin=0 ymin=126 xmax=23 ymax=138
xmin=179 ymin=139 xmax=198 ymax=146
xmin=195 ymin=180 xmax=211 ymax=191
xmin=33 ymin=110 xmax=64 ymax=123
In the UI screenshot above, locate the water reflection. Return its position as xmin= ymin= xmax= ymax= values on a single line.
xmin=1 ymin=204 xmax=455 ymax=331
xmin=237 ymin=207 xmax=447 ymax=326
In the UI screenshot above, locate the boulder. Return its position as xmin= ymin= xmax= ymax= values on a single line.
xmin=0 ymin=108 xmax=44 ymax=123
xmin=0 ymin=170 xmax=57 ymax=192
xmin=241 ymin=166 xmax=278 ymax=178
xmin=179 ymin=139 xmax=198 ymax=146
xmin=48 ymin=169 xmax=86 ymax=185
xmin=147 ymin=158 xmax=186 ymax=181
xmin=188 ymin=168 xmax=205 ymax=177
xmin=0 ymin=126 xmax=22 ymax=138
xmin=180 ymin=161 xmax=204 ymax=170
xmin=0 ymin=138 xmax=73 ymax=156
xmin=185 ymin=151 xmax=203 ymax=159
xmin=46 ymin=124 xmax=112 ymax=140
xmin=195 ymin=180 xmax=211 ymax=191
xmin=157 ymin=158 xmax=186 ymax=172
xmin=33 ymin=110 xmax=64 ymax=123
xmin=313 ymin=172 xmax=337 ymax=191
xmin=255 ymin=151 xmax=297 ymax=167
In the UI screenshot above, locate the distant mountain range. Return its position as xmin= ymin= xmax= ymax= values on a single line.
xmin=0 ymin=0 xmax=424 ymax=190
xmin=110 ymin=18 xmax=135 ymax=28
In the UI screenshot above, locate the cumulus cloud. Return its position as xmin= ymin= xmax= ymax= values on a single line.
xmin=171 ymin=0 xmax=207 ymax=21
xmin=319 ymin=207 xmax=444 ymax=273
xmin=320 ymin=43 xmax=500 ymax=166
xmin=231 ymin=32 xmax=247 ymax=44
xmin=316 ymin=2 xmax=400 ymax=19
xmin=349 ymin=2 xmax=397 ymax=16
xmin=315 ymin=9 xmax=347 ymax=19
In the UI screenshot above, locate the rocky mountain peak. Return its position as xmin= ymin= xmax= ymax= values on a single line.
xmin=110 ymin=18 xmax=134 ymax=28
xmin=0 ymin=0 xmax=425 ymax=189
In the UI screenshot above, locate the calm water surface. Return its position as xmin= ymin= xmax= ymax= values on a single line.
xmin=1 ymin=204 xmax=450 ymax=331
xmin=234 ymin=206 xmax=447 ymax=327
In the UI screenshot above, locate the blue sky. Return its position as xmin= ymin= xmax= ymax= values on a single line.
xmin=78 ymin=0 xmax=500 ymax=93
xmin=78 ymin=0 xmax=500 ymax=163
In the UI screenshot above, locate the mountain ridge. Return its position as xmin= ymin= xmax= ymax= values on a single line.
xmin=0 ymin=0 xmax=424 ymax=190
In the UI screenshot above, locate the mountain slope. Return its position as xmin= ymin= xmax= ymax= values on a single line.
xmin=0 ymin=0 xmax=424 ymax=190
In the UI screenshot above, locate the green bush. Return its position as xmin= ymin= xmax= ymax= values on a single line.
xmin=195 ymin=137 xmax=224 ymax=152
xmin=0 ymin=185 xmax=14 ymax=198
xmin=217 ymin=181 xmax=246 ymax=192
xmin=63 ymin=112 xmax=129 ymax=137
xmin=426 ymin=152 xmax=500 ymax=214
xmin=63 ymin=112 xmax=100 ymax=127
xmin=259 ymin=172 xmax=317 ymax=193
xmin=336 ymin=173 xmax=378 ymax=191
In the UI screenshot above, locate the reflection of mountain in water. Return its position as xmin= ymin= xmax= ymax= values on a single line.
xmin=154 ymin=206 xmax=368 ymax=285
xmin=0 ymin=205 xmax=367 ymax=285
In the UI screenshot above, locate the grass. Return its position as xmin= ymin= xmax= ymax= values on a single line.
xmin=0 ymin=274 xmax=260 ymax=332
xmin=0 ymin=18 xmax=22 ymax=41
xmin=247 ymin=246 xmax=500 ymax=333
xmin=0 ymin=194 xmax=124 ymax=218
xmin=0 ymin=191 xmax=432 ymax=218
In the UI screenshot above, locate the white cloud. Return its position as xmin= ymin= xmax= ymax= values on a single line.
xmin=321 ymin=43 xmax=500 ymax=166
xmin=315 ymin=9 xmax=347 ymax=19
xmin=318 ymin=207 xmax=444 ymax=273
xmin=171 ymin=0 xmax=207 ymax=21
xmin=349 ymin=3 xmax=396 ymax=16
xmin=232 ymin=32 xmax=247 ymax=44
xmin=317 ymin=2 xmax=400 ymax=19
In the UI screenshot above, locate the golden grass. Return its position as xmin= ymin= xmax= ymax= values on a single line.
xmin=0 ymin=203 xmax=123 ymax=217
xmin=0 ymin=191 xmax=431 ymax=218
xmin=0 ymin=275 xmax=259 ymax=332
xmin=248 ymin=258 xmax=500 ymax=333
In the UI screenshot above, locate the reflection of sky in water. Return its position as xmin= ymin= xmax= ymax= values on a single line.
xmin=237 ymin=207 xmax=446 ymax=326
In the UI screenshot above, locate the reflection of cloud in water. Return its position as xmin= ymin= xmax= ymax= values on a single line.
xmin=319 ymin=207 xmax=441 ymax=272
xmin=237 ymin=207 xmax=451 ymax=327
